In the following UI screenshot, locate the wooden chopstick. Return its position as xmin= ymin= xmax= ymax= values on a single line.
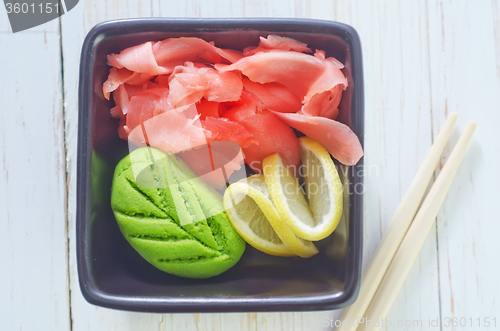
xmin=358 ymin=121 xmax=476 ymax=331
xmin=337 ymin=113 xmax=458 ymax=331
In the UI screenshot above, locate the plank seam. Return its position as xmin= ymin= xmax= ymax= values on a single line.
xmin=58 ymin=14 xmax=73 ymax=331
xmin=424 ymin=0 xmax=443 ymax=330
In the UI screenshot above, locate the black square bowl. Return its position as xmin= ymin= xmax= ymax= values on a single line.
xmin=77 ymin=18 xmax=364 ymax=313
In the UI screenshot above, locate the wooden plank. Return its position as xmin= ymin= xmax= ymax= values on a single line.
xmin=58 ymin=1 xmax=160 ymax=331
xmin=150 ymin=3 xmax=259 ymax=329
xmin=152 ymin=0 xmax=335 ymax=19
xmin=427 ymin=1 xmax=500 ymax=329
xmin=333 ymin=1 xmax=441 ymax=329
xmin=166 ymin=313 xmax=257 ymax=331
xmin=151 ymin=2 xmax=307 ymax=330
xmin=0 ymin=15 xmax=70 ymax=331
xmin=152 ymin=1 xmax=439 ymax=330
xmin=221 ymin=313 xmax=258 ymax=331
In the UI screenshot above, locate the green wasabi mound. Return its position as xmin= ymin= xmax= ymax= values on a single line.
xmin=111 ymin=147 xmax=246 ymax=279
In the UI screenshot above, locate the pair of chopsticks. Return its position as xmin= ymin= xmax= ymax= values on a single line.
xmin=338 ymin=113 xmax=476 ymax=331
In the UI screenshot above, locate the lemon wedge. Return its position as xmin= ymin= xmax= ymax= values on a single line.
xmin=223 ymin=175 xmax=318 ymax=257
xmin=263 ymin=137 xmax=343 ymax=241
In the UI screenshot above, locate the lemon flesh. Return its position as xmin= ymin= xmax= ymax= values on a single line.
xmin=223 ymin=175 xmax=318 ymax=257
xmin=263 ymin=137 xmax=343 ymax=241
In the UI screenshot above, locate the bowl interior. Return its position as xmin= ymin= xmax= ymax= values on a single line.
xmin=79 ymin=19 xmax=363 ymax=312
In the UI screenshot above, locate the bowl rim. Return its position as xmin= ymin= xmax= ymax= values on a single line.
xmin=77 ymin=17 xmax=364 ymax=313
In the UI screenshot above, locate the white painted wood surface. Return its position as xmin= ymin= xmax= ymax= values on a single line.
xmin=1 ymin=0 xmax=499 ymax=330
xmin=427 ymin=1 xmax=500 ymax=330
xmin=0 ymin=12 xmax=69 ymax=331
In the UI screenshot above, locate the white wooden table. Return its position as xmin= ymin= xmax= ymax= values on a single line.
xmin=1 ymin=1 xmax=499 ymax=330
